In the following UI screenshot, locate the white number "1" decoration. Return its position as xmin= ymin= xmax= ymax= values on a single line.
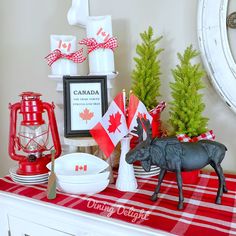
xmin=67 ymin=0 xmax=89 ymax=27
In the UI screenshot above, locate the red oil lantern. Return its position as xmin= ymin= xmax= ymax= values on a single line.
xmin=8 ymin=92 xmax=62 ymax=175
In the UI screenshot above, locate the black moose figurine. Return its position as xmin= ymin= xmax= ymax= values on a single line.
xmin=126 ymin=118 xmax=228 ymax=210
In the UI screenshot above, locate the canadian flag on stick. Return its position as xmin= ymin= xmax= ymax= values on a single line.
xmin=90 ymin=91 xmax=153 ymax=157
xmin=127 ymin=93 xmax=153 ymax=136
xmin=90 ymin=92 xmax=128 ymax=158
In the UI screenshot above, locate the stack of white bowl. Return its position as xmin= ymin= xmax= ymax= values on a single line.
xmin=47 ymin=153 xmax=110 ymax=195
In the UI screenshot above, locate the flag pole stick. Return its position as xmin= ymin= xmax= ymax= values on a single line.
xmin=122 ymin=88 xmax=126 ymax=115
xmin=123 ymin=88 xmax=129 ymax=139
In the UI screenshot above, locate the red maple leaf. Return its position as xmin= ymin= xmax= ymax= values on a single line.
xmin=107 ymin=112 xmax=122 ymax=133
xmin=79 ymin=108 xmax=94 ymax=123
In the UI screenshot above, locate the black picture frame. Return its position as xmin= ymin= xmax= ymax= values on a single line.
xmin=63 ymin=75 xmax=108 ymax=137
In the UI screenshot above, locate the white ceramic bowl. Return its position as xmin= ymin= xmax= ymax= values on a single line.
xmin=55 ymin=171 xmax=110 ymax=184
xmin=57 ymin=179 xmax=109 ymax=195
xmin=47 ymin=152 xmax=109 ymax=175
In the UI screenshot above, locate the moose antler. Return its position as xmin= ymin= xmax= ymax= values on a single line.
xmin=131 ymin=117 xmax=144 ymax=143
xmin=142 ymin=118 xmax=153 ymax=144
xmin=131 ymin=117 xmax=153 ymax=144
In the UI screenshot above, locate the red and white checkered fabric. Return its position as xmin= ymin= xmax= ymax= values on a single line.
xmin=149 ymin=101 xmax=166 ymax=115
xmin=45 ymin=48 xmax=86 ymax=66
xmin=177 ymin=130 xmax=215 ymax=142
xmin=79 ymin=37 xmax=118 ymax=54
xmin=0 ymin=171 xmax=236 ymax=235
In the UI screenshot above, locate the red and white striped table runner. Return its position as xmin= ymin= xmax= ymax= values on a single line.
xmin=0 ymin=171 xmax=235 ymax=236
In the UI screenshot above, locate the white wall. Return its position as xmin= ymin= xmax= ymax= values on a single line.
xmin=0 ymin=0 xmax=235 ymax=176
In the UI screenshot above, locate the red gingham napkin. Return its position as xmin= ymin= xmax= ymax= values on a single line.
xmin=177 ymin=130 xmax=215 ymax=142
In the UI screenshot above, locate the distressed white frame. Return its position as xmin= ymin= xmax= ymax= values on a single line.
xmin=198 ymin=0 xmax=236 ymax=112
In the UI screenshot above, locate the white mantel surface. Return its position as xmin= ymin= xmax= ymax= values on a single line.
xmin=0 ymin=191 xmax=170 ymax=236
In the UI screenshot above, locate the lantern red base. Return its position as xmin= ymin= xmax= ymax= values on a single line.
xmin=16 ymin=157 xmax=50 ymax=175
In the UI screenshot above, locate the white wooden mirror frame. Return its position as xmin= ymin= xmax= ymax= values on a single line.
xmin=198 ymin=0 xmax=236 ymax=112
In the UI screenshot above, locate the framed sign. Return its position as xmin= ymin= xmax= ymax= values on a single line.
xmin=63 ymin=75 xmax=108 ymax=137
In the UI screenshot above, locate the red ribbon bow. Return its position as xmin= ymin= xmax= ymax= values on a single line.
xmin=45 ymin=48 xmax=86 ymax=66
xmin=79 ymin=37 xmax=118 ymax=54
xmin=177 ymin=130 xmax=215 ymax=143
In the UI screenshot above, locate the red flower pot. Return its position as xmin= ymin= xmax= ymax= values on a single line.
xmin=150 ymin=112 xmax=161 ymax=138
xmin=177 ymin=132 xmax=215 ymax=185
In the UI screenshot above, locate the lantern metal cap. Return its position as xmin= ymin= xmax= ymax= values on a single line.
xmin=20 ymin=92 xmax=42 ymax=100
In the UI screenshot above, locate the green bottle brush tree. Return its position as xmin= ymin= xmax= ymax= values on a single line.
xmin=169 ymin=45 xmax=209 ymax=137
xmin=131 ymin=26 xmax=163 ymax=111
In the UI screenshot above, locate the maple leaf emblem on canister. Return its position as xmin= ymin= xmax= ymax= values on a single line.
xmin=107 ymin=112 xmax=122 ymax=133
xmin=79 ymin=108 xmax=94 ymax=123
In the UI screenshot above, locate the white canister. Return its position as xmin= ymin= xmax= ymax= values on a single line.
xmin=86 ymin=15 xmax=116 ymax=75
xmin=50 ymin=35 xmax=77 ymax=76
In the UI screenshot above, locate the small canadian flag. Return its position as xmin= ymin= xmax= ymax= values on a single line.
xmin=75 ymin=165 xmax=87 ymax=172
xmin=90 ymin=92 xmax=128 ymax=158
xmin=90 ymin=92 xmax=152 ymax=158
xmin=127 ymin=93 xmax=153 ymax=135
